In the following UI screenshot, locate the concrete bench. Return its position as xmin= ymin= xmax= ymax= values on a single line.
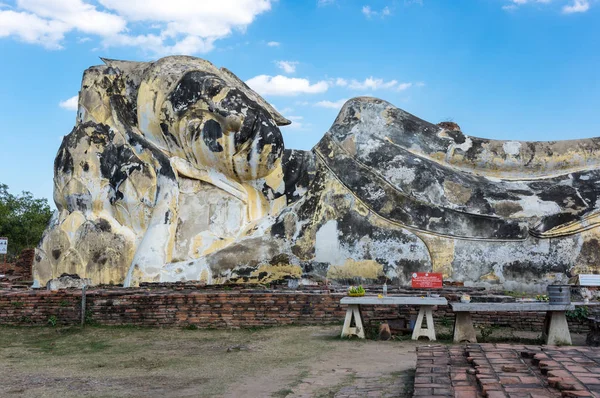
xmin=340 ymin=296 xmax=448 ymax=340
xmin=450 ymin=302 xmax=575 ymax=345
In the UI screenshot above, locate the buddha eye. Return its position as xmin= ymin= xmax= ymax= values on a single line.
xmin=206 ymin=103 xmax=241 ymax=134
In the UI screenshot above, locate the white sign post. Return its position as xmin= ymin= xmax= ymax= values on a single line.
xmin=0 ymin=237 xmax=7 ymax=264
xmin=0 ymin=237 xmax=7 ymax=255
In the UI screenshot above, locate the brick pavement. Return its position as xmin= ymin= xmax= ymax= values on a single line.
xmin=415 ymin=344 xmax=600 ymax=398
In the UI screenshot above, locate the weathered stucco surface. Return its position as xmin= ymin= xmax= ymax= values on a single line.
xmin=34 ymin=56 xmax=600 ymax=290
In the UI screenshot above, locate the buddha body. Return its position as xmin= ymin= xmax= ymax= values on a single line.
xmin=34 ymin=56 xmax=600 ymax=290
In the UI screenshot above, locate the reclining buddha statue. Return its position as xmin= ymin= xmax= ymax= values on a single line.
xmin=34 ymin=56 xmax=600 ymax=289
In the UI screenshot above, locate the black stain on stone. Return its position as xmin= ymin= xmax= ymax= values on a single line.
xmin=270 ymin=254 xmax=290 ymax=265
xmin=397 ymin=259 xmax=423 ymax=281
xmin=202 ymin=119 xmax=224 ymax=152
xmin=167 ymin=70 xmax=213 ymax=114
xmin=282 ymin=150 xmax=316 ymax=204
xmin=463 ymin=138 xmax=484 ymax=161
xmin=257 ymin=271 xmax=269 ymax=280
xmin=270 ymin=219 xmax=286 ymax=239
xmin=99 ymin=143 xmax=143 ymax=204
xmin=127 ymin=132 xmax=176 ymax=180
xmin=92 ymin=251 xmax=108 ymax=265
xmin=445 ymin=130 xmax=466 ymax=144
xmin=96 ymin=219 xmax=112 ymax=233
xmin=160 ymin=122 xmax=180 ymax=147
xmin=110 ymin=95 xmax=137 ymax=128
xmin=52 ymin=249 xmax=61 ymax=260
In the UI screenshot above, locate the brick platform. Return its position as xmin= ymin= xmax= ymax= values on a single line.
xmin=0 ymin=287 xmax=591 ymax=331
xmin=415 ymin=344 xmax=600 ymax=397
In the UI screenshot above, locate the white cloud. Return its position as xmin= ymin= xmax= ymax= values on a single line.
xmin=276 ymin=60 xmax=298 ymax=74
xmin=318 ymin=0 xmax=337 ymax=6
xmin=506 ymin=0 xmax=552 ymax=4
xmin=362 ymin=5 xmax=375 ymax=18
xmin=563 ymin=0 xmax=590 ymax=13
xmin=348 ymin=77 xmax=400 ymax=90
xmin=267 ymin=41 xmax=280 ymax=47
xmin=284 ymin=115 xmax=305 ymax=129
xmin=0 ymin=10 xmax=68 ymax=49
xmin=362 ymin=5 xmax=392 ymax=18
xmin=315 ymin=99 xmax=348 ymax=109
xmin=502 ymin=0 xmax=590 ymax=13
xmin=0 ymin=0 xmax=274 ymax=54
xmin=59 ymin=95 xmax=78 ymax=111
xmin=335 ymin=78 xmax=348 ymax=87
xmin=246 ymin=75 xmax=329 ymax=96
xmin=20 ymin=0 xmax=126 ymax=36
xmin=333 ymin=77 xmax=421 ymax=91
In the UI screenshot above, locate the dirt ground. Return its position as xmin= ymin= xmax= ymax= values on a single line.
xmin=0 ymin=324 xmax=588 ymax=398
xmin=0 ymin=325 xmax=418 ymax=398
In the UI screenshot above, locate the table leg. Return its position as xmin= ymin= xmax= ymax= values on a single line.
xmin=412 ymin=305 xmax=436 ymax=341
xmin=545 ymin=311 xmax=572 ymax=346
xmin=453 ymin=312 xmax=477 ymax=343
xmin=341 ymin=307 xmax=353 ymax=338
xmin=353 ymin=305 xmax=365 ymax=339
xmin=340 ymin=304 xmax=365 ymax=339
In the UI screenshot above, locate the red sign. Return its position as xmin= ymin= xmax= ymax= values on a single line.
xmin=411 ymin=272 xmax=443 ymax=289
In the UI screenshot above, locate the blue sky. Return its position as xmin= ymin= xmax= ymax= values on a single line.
xmin=0 ymin=0 xmax=598 ymax=206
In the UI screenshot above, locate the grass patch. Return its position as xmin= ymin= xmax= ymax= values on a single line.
xmin=313 ymin=372 xmax=358 ymax=398
xmin=272 ymin=388 xmax=294 ymax=397
xmin=400 ymin=368 xmax=416 ymax=397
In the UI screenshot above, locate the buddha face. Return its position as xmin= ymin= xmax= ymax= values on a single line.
xmin=156 ymin=70 xmax=285 ymax=182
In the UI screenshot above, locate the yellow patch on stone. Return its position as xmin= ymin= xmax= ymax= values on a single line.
xmin=199 ymin=268 xmax=210 ymax=283
xmin=443 ymin=180 xmax=472 ymax=205
xmin=340 ymin=135 xmax=357 ymax=156
xmin=269 ymin=195 xmax=287 ymax=217
xmin=327 ymin=259 xmax=384 ymax=280
xmin=355 ymin=202 xmax=370 ymax=217
xmin=249 ymin=263 xmax=303 ymax=282
xmin=429 ymin=152 xmax=447 ymax=163
xmin=479 ymin=271 xmax=501 ymax=283
xmin=417 ymin=234 xmax=454 ymax=278
xmin=195 ymin=236 xmax=235 ymax=257
xmin=264 ymin=161 xmax=284 ymax=192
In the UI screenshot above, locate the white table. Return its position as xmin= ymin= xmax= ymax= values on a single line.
xmin=340 ymin=296 xmax=448 ymax=340
xmin=450 ymin=302 xmax=575 ymax=345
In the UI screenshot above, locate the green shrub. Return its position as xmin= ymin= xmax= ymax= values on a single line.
xmin=47 ymin=315 xmax=58 ymax=327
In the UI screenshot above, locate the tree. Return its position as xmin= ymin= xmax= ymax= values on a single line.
xmin=0 ymin=184 xmax=53 ymax=260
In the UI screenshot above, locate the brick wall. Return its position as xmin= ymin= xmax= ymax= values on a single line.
xmin=0 ymin=248 xmax=34 ymax=280
xmin=0 ymin=288 xmax=589 ymax=333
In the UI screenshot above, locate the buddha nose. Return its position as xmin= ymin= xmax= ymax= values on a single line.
xmin=223 ymin=114 xmax=242 ymax=134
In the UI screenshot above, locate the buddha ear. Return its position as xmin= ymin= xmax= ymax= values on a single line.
xmin=219 ymin=67 xmax=291 ymax=126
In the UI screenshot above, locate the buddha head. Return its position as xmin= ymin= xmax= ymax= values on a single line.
xmin=134 ymin=56 xmax=290 ymax=182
